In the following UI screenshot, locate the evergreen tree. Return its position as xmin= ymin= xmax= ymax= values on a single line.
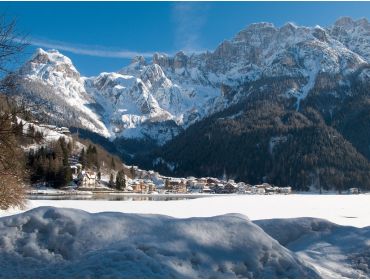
xmin=116 ymin=170 xmax=126 ymax=190
xmin=110 ymin=157 xmax=116 ymax=170
xmin=130 ymin=166 xmax=135 ymax=178
xmin=108 ymin=173 xmax=115 ymax=188
xmin=165 ymin=178 xmax=170 ymax=189
xmin=79 ymin=148 xmax=86 ymax=168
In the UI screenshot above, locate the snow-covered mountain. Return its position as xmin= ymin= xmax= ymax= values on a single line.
xmin=10 ymin=17 xmax=370 ymax=145
xmin=16 ymin=49 xmax=110 ymax=137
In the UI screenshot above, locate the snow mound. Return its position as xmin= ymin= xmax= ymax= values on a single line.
xmin=0 ymin=207 xmax=319 ymax=278
xmin=255 ymin=217 xmax=338 ymax=247
xmin=257 ymin=218 xmax=370 ymax=278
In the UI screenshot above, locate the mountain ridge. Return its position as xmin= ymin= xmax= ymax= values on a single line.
xmin=11 ymin=17 xmax=370 ymax=145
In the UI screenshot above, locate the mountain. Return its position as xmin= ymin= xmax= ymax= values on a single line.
xmin=6 ymin=17 xmax=370 ymax=190
xmin=9 ymin=48 xmax=224 ymax=145
xmin=8 ymin=49 xmax=111 ymax=137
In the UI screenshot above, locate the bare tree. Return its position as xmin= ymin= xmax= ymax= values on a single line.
xmin=0 ymin=97 xmax=27 ymax=209
xmin=0 ymin=16 xmax=28 ymax=209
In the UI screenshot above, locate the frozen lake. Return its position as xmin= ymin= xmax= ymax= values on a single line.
xmin=3 ymin=194 xmax=370 ymax=227
xmin=27 ymin=193 xmax=209 ymax=201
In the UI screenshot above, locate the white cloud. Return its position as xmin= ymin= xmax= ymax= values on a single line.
xmin=16 ymin=37 xmax=155 ymax=59
xmin=172 ymin=2 xmax=209 ymax=52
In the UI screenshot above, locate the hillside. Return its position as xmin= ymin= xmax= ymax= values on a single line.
xmin=141 ymin=100 xmax=370 ymax=190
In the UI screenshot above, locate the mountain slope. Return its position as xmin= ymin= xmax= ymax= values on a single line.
xmin=141 ymin=100 xmax=370 ymax=190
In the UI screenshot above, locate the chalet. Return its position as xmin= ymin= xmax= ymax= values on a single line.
xmin=195 ymin=181 xmax=206 ymax=189
xmin=165 ymin=178 xmax=187 ymax=193
xmin=186 ymin=179 xmax=198 ymax=189
xmin=202 ymin=185 xmax=212 ymax=193
xmin=145 ymin=180 xmax=157 ymax=193
xmin=212 ymin=183 xmax=225 ymax=194
xmin=79 ymin=171 xmax=97 ymax=188
xmin=348 ymin=188 xmax=360 ymax=194
xmin=131 ymin=181 xmax=142 ymax=193
xmin=130 ymin=179 xmax=157 ymax=193
xmin=224 ymin=182 xmax=238 ymax=193
xmin=56 ymin=127 xmax=71 ymax=135
xmin=206 ymin=178 xmax=220 ymax=185
xmin=70 ymin=165 xmax=78 ymax=175
xmin=252 ymin=185 xmax=266 ymax=194
xmin=265 ymin=187 xmax=277 ymax=195
xmin=282 ymin=187 xmax=292 ymax=194
xmin=198 ymin=178 xmax=208 ymax=184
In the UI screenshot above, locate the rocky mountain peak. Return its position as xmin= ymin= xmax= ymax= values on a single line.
xmin=20 ymin=48 xmax=80 ymax=80
xmin=30 ymin=48 xmax=74 ymax=68
xmin=332 ymin=16 xmax=370 ymax=31
xmin=334 ymin=16 xmax=355 ymax=27
xmin=172 ymin=51 xmax=189 ymax=71
xmin=329 ymin=17 xmax=370 ymax=62
xmin=130 ymin=55 xmax=146 ymax=66
xmin=357 ymin=17 xmax=370 ymax=28
xmin=312 ymin=25 xmax=328 ymax=42
xmin=233 ymin=22 xmax=277 ymax=43
xmin=153 ymin=52 xmax=170 ymax=68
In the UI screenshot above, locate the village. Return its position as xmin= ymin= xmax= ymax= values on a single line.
xmin=67 ymin=157 xmax=292 ymax=195
xmin=24 ymin=123 xmax=365 ymax=196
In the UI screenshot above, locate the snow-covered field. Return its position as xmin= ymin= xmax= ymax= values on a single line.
xmin=2 ymin=194 xmax=370 ymax=227
xmin=1 ymin=195 xmax=370 ymax=278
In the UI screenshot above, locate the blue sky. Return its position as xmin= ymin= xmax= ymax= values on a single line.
xmin=2 ymin=1 xmax=370 ymax=76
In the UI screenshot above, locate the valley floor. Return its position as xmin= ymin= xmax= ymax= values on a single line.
xmin=1 ymin=195 xmax=370 ymax=278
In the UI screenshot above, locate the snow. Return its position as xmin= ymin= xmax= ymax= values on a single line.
xmin=1 ymin=195 xmax=370 ymax=278
xmin=256 ymin=218 xmax=370 ymax=278
xmin=0 ymin=207 xmax=319 ymax=278
xmin=2 ymin=194 xmax=370 ymax=228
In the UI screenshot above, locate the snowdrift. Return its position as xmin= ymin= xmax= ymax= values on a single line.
xmin=256 ymin=218 xmax=370 ymax=278
xmin=0 ymin=207 xmax=319 ymax=278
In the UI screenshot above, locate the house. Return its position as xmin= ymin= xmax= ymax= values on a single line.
xmin=206 ymin=178 xmax=220 ymax=185
xmin=131 ymin=180 xmax=142 ymax=193
xmin=213 ymin=183 xmax=225 ymax=194
xmin=79 ymin=171 xmax=97 ymax=188
xmin=198 ymin=178 xmax=208 ymax=184
xmin=186 ymin=179 xmax=198 ymax=189
xmin=202 ymin=185 xmax=212 ymax=193
xmin=224 ymin=182 xmax=238 ymax=193
xmin=165 ymin=178 xmax=187 ymax=193
xmin=130 ymin=179 xmax=157 ymax=193
xmin=279 ymin=186 xmax=292 ymax=194
xmin=145 ymin=180 xmax=157 ymax=193
xmin=253 ymin=184 xmax=266 ymax=194
xmin=265 ymin=186 xmax=278 ymax=195
xmin=348 ymin=188 xmax=360 ymax=194
xmin=70 ymin=165 xmax=78 ymax=175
